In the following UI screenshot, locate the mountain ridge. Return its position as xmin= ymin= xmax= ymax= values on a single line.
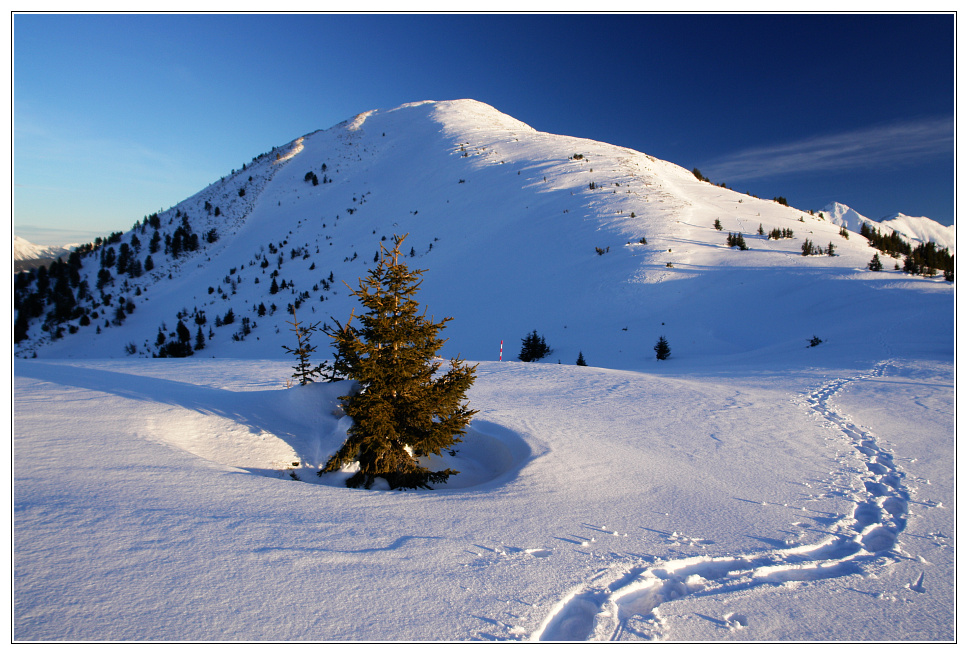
xmin=14 ymin=235 xmax=79 ymax=260
xmin=14 ymin=99 xmax=953 ymax=369
xmin=819 ymin=201 xmax=954 ymax=252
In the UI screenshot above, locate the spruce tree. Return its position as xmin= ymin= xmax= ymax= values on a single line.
xmin=654 ymin=335 xmax=671 ymax=360
xmin=321 ymin=234 xmax=477 ymax=490
xmin=281 ymin=305 xmax=328 ymax=386
xmin=519 ymin=330 xmax=551 ymax=362
xmin=868 ymin=252 xmax=883 ymax=271
xmin=576 ymin=351 xmax=587 ymax=366
xmin=14 ymin=312 xmax=30 ymax=343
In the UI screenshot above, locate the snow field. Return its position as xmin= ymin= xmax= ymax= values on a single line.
xmin=14 ymin=351 xmax=952 ymax=640
xmin=529 ymin=359 xmax=947 ymax=641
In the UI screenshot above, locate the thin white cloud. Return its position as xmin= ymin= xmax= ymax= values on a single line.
xmin=13 ymin=224 xmax=105 ymax=247
xmin=701 ymin=117 xmax=953 ymax=183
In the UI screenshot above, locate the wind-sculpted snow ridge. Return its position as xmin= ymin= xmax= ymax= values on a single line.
xmin=531 ymin=361 xmax=912 ymax=642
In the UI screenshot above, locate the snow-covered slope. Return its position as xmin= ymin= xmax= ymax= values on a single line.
xmin=878 ymin=212 xmax=955 ymax=252
xmin=819 ymin=202 xmax=871 ymax=233
xmin=820 ymin=201 xmax=954 ymax=252
xmin=14 ymin=99 xmax=954 ymax=369
xmin=13 ymin=100 xmax=954 ymax=641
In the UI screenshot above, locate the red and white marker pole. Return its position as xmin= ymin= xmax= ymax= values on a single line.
xmin=499 ymin=340 xmax=503 ymax=362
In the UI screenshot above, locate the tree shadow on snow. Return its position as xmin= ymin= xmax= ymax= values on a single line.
xmin=17 ymin=361 xmax=532 ymax=491
xmin=16 ymin=360 xmax=341 ymax=469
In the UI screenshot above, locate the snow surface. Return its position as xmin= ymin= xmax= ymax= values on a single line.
xmin=13 ymin=99 xmax=954 ymax=641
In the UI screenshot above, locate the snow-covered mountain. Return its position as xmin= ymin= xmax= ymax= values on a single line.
xmin=13 ymin=100 xmax=954 ymax=641
xmin=13 ymin=99 xmax=953 ymax=366
xmin=13 ymin=235 xmax=78 ymax=264
xmin=819 ymin=201 xmax=954 ymax=252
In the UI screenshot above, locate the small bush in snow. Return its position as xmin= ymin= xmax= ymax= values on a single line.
xmin=281 ymin=306 xmax=329 ymax=386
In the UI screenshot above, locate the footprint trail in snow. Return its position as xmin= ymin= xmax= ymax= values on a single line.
xmin=531 ymin=361 xmax=913 ymax=641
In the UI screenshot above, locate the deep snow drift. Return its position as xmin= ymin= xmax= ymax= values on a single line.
xmin=13 ymin=99 xmax=954 ymax=641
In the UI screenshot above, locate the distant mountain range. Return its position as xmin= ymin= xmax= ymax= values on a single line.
xmin=818 ymin=201 xmax=954 ymax=252
xmin=12 ymin=236 xmax=81 ymax=271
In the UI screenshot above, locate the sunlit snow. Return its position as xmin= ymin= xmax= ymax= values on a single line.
xmin=14 ymin=100 xmax=953 ymax=641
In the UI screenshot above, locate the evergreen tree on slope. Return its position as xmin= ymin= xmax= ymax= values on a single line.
xmin=868 ymin=252 xmax=883 ymax=271
xmin=519 ymin=330 xmax=552 ymax=362
xmin=321 ymin=234 xmax=478 ymax=490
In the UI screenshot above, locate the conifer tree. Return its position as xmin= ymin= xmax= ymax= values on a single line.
xmin=654 ymin=335 xmax=671 ymax=360
xmin=519 ymin=330 xmax=552 ymax=362
xmin=176 ymin=319 xmax=191 ymax=346
xmin=726 ymin=232 xmax=749 ymax=250
xmin=14 ymin=312 xmax=30 ymax=343
xmin=576 ymin=351 xmax=587 ymax=366
xmin=156 ymin=320 xmax=193 ymax=357
xmin=321 ymin=234 xmax=477 ymax=490
xmin=868 ymin=252 xmax=883 ymax=271
xmin=281 ymin=305 xmax=328 ymax=386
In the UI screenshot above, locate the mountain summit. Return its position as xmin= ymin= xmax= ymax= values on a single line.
xmin=14 ymin=99 xmax=952 ymax=368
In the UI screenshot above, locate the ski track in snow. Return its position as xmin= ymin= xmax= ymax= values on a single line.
xmin=530 ymin=360 xmax=912 ymax=642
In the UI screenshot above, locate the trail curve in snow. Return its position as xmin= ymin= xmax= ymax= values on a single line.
xmin=530 ymin=360 xmax=912 ymax=641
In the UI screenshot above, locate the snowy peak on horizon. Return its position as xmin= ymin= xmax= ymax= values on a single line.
xmin=819 ymin=201 xmax=954 ymax=252
xmin=14 ymin=99 xmax=954 ymax=365
xmin=13 ymin=235 xmax=78 ymax=262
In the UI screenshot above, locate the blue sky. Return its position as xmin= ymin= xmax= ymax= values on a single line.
xmin=14 ymin=13 xmax=955 ymax=245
